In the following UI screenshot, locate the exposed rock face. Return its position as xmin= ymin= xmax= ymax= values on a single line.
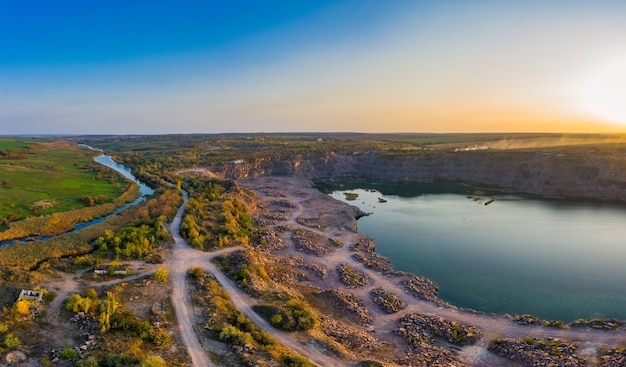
xmin=215 ymin=148 xmax=626 ymax=202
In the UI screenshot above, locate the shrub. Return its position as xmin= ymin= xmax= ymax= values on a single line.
xmin=65 ymin=294 xmax=93 ymax=314
xmin=281 ymin=354 xmax=313 ymax=367
xmin=155 ymin=267 xmax=169 ymax=282
xmin=189 ymin=267 xmax=204 ymax=278
xmin=76 ymin=356 xmax=99 ymax=367
xmin=151 ymin=329 xmax=173 ymax=347
xmin=60 ymin=348 xmax=77 ymax=359
xmin=3 ymin=333 xmax=20 ymax=349
xmin=141 ymin=355 xmax=167 ymax=367
xmin=219 ymin=324 xmax=253 ymax=345
xmin=13 ymin=300 xmax=29 ymax=316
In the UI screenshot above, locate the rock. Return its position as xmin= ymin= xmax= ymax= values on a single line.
xmin=316 ymin=289 xmax=372 ymax=326
xmin=370 ymin=287 xmax=408 ymax=313
xmin=336 ymin=263 xmax=369 ymax=288
xmin=397 ymin=313 xmax=481 ymax=346
xmin=5 ymin=351 xmax=27 ymax=364
xmin=489 ymin=338 xmax=586 ymax=367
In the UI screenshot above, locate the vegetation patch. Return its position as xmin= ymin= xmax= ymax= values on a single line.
xmin=180 ymin=177 xmax=254 ymax=250
xmin=0 ymin=139 xmax=127 ymax=226
xmin=252 ymin=299 xmax=316 ymax=332
xmin=189 ymin=272 xmax=314 ymax=366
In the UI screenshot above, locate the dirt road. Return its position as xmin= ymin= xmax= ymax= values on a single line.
xmin=166 ymin=189 xmax=345 ymax=366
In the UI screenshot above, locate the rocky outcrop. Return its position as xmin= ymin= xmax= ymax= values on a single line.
xmin=292 ymin=228 xmax=341 ymax=256
xmin=489 ymin=338 xmax=586 ymax=367
xmin=400 ymin=274 xmax=440 ymax=303
xmin=337 ymin=263 xmax=370 ymax=288
xmin=397 ymin=313 xmax=481 ymax=346
xmin=370 ymin=287 xmax=408 ymax=313
xmin=569 ymin=318 xmax=623 ymax=330
xmin=317 ymin=289 xmax=372 ymax=326
xmin=319 ymin=316 xmax=382 ymax=353
xmin=597 ymin=348 xmax=626 ymax=367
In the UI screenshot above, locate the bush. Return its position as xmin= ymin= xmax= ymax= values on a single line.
xmin=60 ymin=348 xmax=77 ymax=359
xmin=77 ymin=356 xmax=99 ymax=367
xmin=13 ymin=300 xmax=29 ymax=316
xmin=151 ymin=329 xmax=173 ymax=347
xmin=141 ymin=355 xmax=167 ymax=367
xmin=189 ymin=267 xmax=204 ymax=278
xmin=3 ymin=333 xmax=20 ymax=349
xmin=65 ymin=294 xmax=93 ymax=314
xmin=155 ymin=267 xmax=169 ymax=282
xmin=219 ymin=324 xmax=253 ymax=345
xmin=281 ymin=354 xmax=313 ymax=367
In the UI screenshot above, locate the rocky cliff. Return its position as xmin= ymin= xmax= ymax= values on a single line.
xmin=214 ymin=146 xmax=626 ymax=202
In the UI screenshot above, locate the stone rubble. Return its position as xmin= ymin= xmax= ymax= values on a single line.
xmin=370 ymin=287 xmax=408 ymax=313
xmin=400 ymin=274 xmax=441 ymax=304
xmin=319 ymin=289 xmax=372 ymax=326
xmin=336 ymin=262 xmax=370 ymax=288
xmin=397 ymin=313 xmax=481 ymax=346
xmin=488 ymin=338 xmax=586 ymax=367
xmin=292 ymin=228 xmax=340 ymax=256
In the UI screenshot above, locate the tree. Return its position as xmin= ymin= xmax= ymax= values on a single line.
xmin=155 ymin=267 xmax=169 ymax=283
xmin=98 ymin=292 xmax=118 ymax=333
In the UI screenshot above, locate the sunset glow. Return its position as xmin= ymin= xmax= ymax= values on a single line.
xmin=1 ymin=1 xmax=626 ymax=134
xmin=575 ymin=55 xmax=626 ymax=126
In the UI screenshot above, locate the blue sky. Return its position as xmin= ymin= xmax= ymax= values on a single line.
xmin=2 ymin=1 xmax=626 ymax=134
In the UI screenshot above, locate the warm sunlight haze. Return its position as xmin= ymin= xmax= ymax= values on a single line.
xmin=574 ymin=54 xmax=626 ymax=126
xmin=1 ymin=0 xmax=626 ymax=134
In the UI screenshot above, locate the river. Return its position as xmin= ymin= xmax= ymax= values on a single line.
xmin=0 ymin=150 xmax=153 ymax=247
xmin=327 ymin=182 xmax=626 ymax=322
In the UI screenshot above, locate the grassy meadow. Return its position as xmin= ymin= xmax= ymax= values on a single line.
xmin=0 ymin=138 xmax=125 ymax=227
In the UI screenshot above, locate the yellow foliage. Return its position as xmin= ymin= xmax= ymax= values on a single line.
xmin=14 ymin=300 xmax=30 ymax=316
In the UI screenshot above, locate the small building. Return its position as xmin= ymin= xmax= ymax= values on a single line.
xmin=18 ymin=289 xmax=43 ymax=302
xmin=94 ymin=264 xmax=129 ymax=275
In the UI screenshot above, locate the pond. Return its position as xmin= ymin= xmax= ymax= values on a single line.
xmin=327 ymin=182 xmax=626 ymax=322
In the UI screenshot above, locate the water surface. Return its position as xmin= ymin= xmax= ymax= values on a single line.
xmin=329 ymin=185 xmax=626 ymax=322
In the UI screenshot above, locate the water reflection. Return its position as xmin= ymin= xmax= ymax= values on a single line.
xmin=330 ymin=186 xmax=626 ymax=322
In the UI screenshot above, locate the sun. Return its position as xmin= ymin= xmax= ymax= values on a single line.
xmin=575 ymin=56 xmax=626 ymax=125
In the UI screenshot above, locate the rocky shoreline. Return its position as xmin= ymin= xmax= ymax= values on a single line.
xmin=237 ymin=176 xmax=626 ymax=367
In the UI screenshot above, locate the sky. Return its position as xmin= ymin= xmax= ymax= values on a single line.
xmin=1 ymin=0 xmax=626 ymax=135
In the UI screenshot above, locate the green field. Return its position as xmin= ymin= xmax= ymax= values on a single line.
xmin=0 ymin=138 xmax=125 ymax=226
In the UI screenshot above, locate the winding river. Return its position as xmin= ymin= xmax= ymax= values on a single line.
xmin=0 ymin=149 xmax=153 ymax=248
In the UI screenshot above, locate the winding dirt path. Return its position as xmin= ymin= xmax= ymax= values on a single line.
xmin=165 ymin=189 xmax=345 ymax=367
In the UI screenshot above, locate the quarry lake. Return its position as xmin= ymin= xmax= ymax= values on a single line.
xmin=324 ymin=181 xmax=626 ymax=322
